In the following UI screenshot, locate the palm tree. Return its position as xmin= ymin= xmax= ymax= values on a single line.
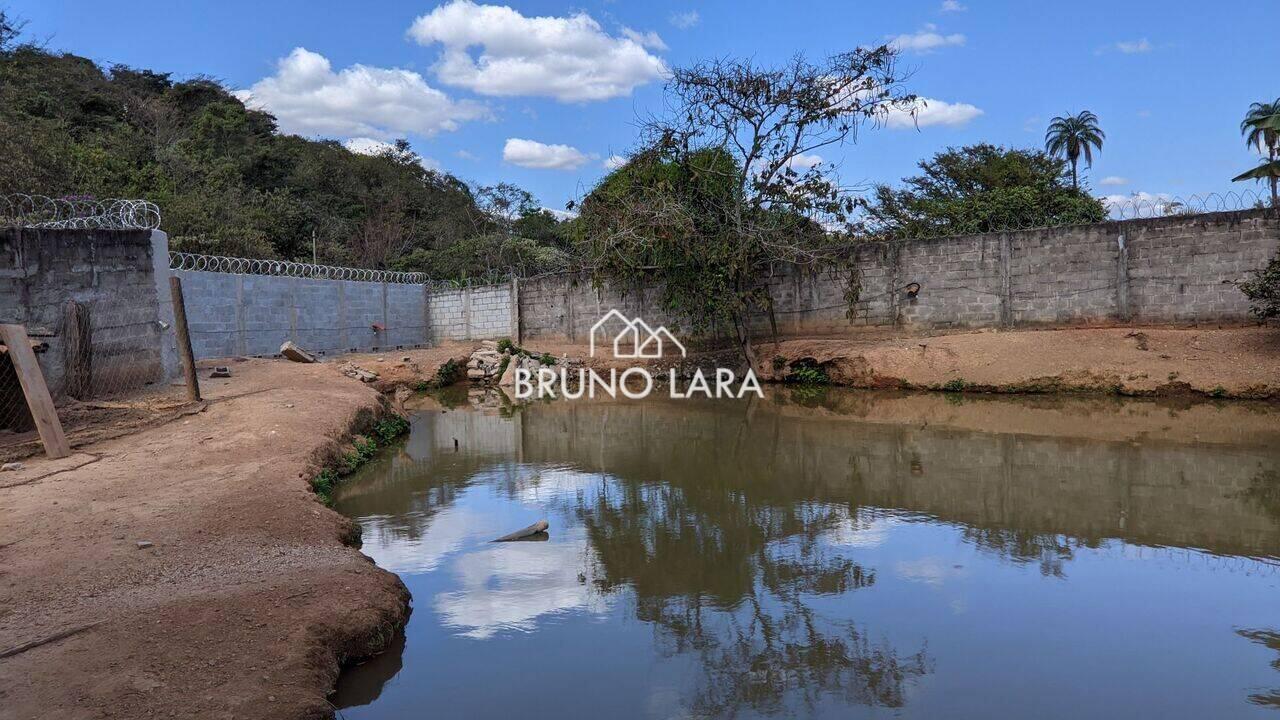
xmin=1234 ymin=98 xmax=1280 ymax=206
xmin=1045 ymin=111 xmax=1105 ymax=189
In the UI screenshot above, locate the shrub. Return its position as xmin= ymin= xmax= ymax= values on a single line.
xmin=540 ymin=352 xmax=557 ymax=366
xmin=426 ymin=358 xmax=462 ymax=388
xmin=310 ymin=414 xmax=410 ymax=505
xmin=1238 ymin=252 xmax=1280 ymax=320
xmin=787 ymin=363 xmax=828 ymax=385
xmin=942 ymin=378 xmax=968 ymax=392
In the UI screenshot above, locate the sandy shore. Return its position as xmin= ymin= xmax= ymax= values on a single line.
xmin=0 ymin=344 xmax=473 ymax=720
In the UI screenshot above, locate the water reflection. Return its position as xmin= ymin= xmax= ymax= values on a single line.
xmin=333 ymin=388 xmax=1280 ymax=719
xmin=1238 ymin=629 xmax=1280 ymax=707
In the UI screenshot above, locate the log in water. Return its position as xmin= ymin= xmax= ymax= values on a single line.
xmin=492 ymin=519 xmax=549 ymax=542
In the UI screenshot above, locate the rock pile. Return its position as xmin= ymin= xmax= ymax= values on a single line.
xmin=466 ymin=342 xmax=504 ymax=381
xmin=464 ymin=340 xmax=559 ymax=386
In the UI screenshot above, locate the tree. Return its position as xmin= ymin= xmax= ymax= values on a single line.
xmin=1234 ymin=98 xmax=1280 ymax=206
xmin=0 ymin=35 xmax=572 ymax=281
xmin=0 ymin=10 xmax=26 ymax=52
xmin=863 ymin=144 xmax=1107 ymax=237
xmin=576 ymin=48 xmax=916 ymax=366
xmin=1044 ymin=111 xmax=1105 ymax=189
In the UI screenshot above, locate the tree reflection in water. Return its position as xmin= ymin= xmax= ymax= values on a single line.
xmin=334 ymin=389 xmax=1280 ymax=718
xmin=1238 ymin=629 xmax=1280 ymax=708
xmin=573 ymin=478 xmax=931 ymax=716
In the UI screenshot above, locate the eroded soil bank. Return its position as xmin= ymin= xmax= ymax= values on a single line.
xmin=0 ymin=344 xmax=474 ymax=720
xmin=541 ymin=325 xmax=1280 ymax=399
xmin=756 ymin=326 xmax=1280 ymax=398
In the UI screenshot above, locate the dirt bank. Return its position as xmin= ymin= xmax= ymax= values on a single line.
xmin=0 ymin=343 xmax=473 ymax=720
xmin=748 ymin=326 xmax=1280 ymax=399
xmin=523 ymin=326 xmax=1280 ymax=399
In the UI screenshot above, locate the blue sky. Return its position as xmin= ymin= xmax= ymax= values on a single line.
xmin=10 ymin=0 xmax=1279 ymax=213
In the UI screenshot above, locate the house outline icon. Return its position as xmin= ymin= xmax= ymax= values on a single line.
xmin=589 ymin=309 xmax=687 ymax=359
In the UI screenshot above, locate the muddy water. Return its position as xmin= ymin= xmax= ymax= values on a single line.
xmin=332 ymin=388 xmax=1280 ymax=719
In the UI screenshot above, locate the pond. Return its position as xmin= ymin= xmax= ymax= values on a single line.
xmin=332 ymin=387 xmax=1280 ymax=719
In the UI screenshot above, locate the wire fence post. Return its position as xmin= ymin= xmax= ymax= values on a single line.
xmin=168 ymin=276 xmax=201 ymax=402
xmin=63 ymin=300 xmax=92 ymax=400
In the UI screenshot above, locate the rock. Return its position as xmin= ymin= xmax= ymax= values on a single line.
xmin=466 ymin=368 xmax=486 ymax=380
xmin=498 ymin=358 xmax=517 ymax=386
xmin=279 ymin=341 xmax=317 ymax=364
xmin=402 ymin=356 xmax=411 ymax=362
xmin=136 ymin=541 xmax=154 ymax=549
xmin=480 ymin=340 xmax=499 ymax=350
xmin=339 ymin=363 xmax=378 ymax=382
xmin=1 ymin=462 xmax=24 ymax=472
xmin=467 ymin=358 xmax=481 ymax=369
xmin=209 ymin=366 xmax=231 ymax=378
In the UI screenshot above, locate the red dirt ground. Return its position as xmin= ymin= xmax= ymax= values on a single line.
xmin=0 ymin=343 xmax=475 ymax=720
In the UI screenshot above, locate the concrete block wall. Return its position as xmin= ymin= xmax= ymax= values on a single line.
xmin=518 ymin=272 xmax=685 ymax=342
xmin=427 ymin=284 xmax=514 ymax=342
xmin=0 ymin=227 xmax=171 ymax=397
xmin=175 ymin=270 xmax=513 ymax=360
xmin=518 ymin=209 xmax=1279 ymax=342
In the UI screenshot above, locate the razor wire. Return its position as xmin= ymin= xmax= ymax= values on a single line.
xmin=1 ymin=194 xmax=162 ymax=230
xmin=1104 ymin=189 xmax=1270 ymax=220
xmin=856 ymin=189 xmax=1272 ymax=242
xmin=168 ymin=252 xmax=429 ymax=284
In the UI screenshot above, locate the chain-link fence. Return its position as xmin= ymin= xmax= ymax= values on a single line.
xmin=0 ymin=295 xmax=187 ymax=461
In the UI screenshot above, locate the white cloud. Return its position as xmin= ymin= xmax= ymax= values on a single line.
xmin=408 ymin=0 xmax=668 ymax=102
xmin=503 ymin=138 xmax=592 ymax=170
xmin=343 ymin=137 xmax=395 ymax=155
xmin=669 ymin=10 xmax=700 ymax=29
xmin=940 ymin=0 xmax=966 ymax=11
xmin=455 ymin=149 xmax=478 ymax=160
xmin=621 ymin=27 xmax=667 ymax=51
xmin=884 ymin=97 xmax=983 ymax=129
xmin=888 ymin=24 xmax=965 ymax=53
xmin=433 ymin=527 xmax=609 ymax=639
xmin=787 ymin=153 xmax=824 ymax=169
xmin=1116 ymin=38 xmax=1152 ymax=54
xmin=1100 ymin=191 xmax=1185 ymax=218
xmin=344 ymin=137 xmax=442 ymax=171
xmin=237 ymin=47 xmax=485 ymax=139
xmin=1099 ymin=176 xmax=1128 ymax=186
xmin=542 ymin=207 xmax=578 ymax=221
xmin=603 ymin=154 xmax=628 ymax=170
xmin=1097 ymin=38 xmax=1153 ymax=56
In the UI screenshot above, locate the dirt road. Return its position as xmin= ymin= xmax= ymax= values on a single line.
xmin=0 ymin=345 xmax=472 ymax=720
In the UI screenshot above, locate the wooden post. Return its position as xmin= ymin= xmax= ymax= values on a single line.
xmin=63 ymin=300 xmax=92 ymax=400
xmin=0 ymin=324 xmax=70 ymax=459
xmin=169 ymin=276 xmax=201 ymax=402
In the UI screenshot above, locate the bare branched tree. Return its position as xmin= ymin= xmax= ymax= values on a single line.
xmin=578 ymin=47 xmax=916 ymax=366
